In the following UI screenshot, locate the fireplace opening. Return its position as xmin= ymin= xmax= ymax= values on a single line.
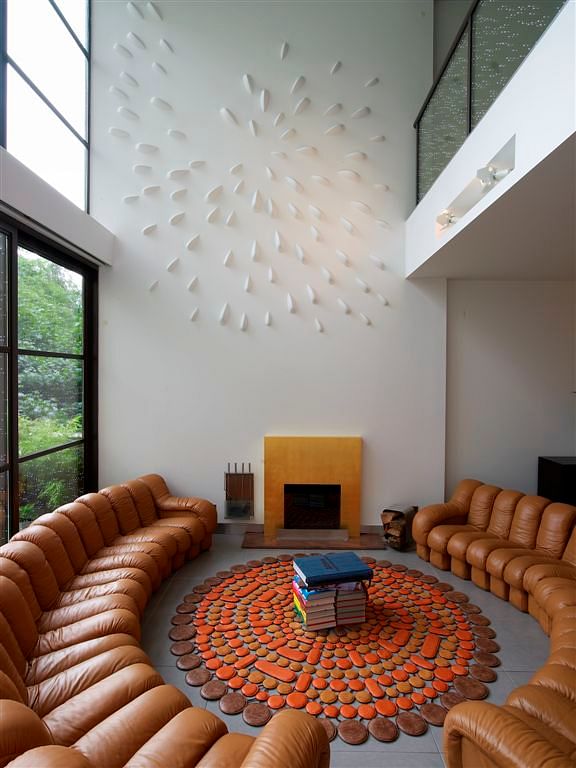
xmin=284 ymin=484 xmax=341 ymax=529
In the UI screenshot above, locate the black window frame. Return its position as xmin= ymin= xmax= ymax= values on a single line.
xmin=0 ymin=0 xmax=92 ymax=211
xmin=0 ymin=212 xmax=98 ymax=542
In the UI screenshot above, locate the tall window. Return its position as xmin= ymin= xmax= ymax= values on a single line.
xmin=0 ymin=218 xmax=97 ymax=544
xmin=1 ymin=0 xmax=90 ymax=210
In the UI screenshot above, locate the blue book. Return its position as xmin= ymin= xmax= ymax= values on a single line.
xmin=293 ymin=552 xmax=372 ymax=587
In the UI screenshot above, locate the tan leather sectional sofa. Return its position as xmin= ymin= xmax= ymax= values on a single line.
xmin=0 ymin=474 xmax=329 ymax=768
xmin=413 ymin=479 xmax=576 ymax=768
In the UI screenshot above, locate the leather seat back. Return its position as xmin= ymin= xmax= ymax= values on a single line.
xmin=0 ymin=576 xmax=38 ymax=660
xmin=33 ymin=512 xmax=88 ymax=573
xmin=0 ymin=642 xmax=27 ymax=703
xmin=76 ymin=493 xmax=120 ymax=545
xmin=508 ymin=496 xmax=549 ymax=547
xmin=12 ymin=526 xmax=76 ymax=588
xmin=560 ymin=527 xmax=576 ymax=566
xmin=467 ymin=485 xmax=501 ymax=530
xmin=450 ymin=479 xmax=484 ymax=513
xmin=486 ymin=490 xmax=525 ymax=539
xmin=0 ymin=542 xmax=60 ymax=612
xmin=123 ymin=480 xmax=158 ymax=527
xmin=100 ymin=486 xmax=141 ymax=535
xmin=0 ymin=613 xmax=28 ymax=682
xmin=138 ymin=475 xmax=171 ymax=506
xmin=56 ymin=503 xmax=106 ymax=557
xmin=535 ymin=503 xmax=576 ymax=558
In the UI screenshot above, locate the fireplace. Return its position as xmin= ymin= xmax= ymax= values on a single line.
xmin=264 ymin=436 xmax=362 ymax=538
xmin=284 ymin=484 xmax=341 ymax=529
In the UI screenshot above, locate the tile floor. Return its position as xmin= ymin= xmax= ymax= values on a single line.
xmin=141 ymin=535 xmax=550 ymax=768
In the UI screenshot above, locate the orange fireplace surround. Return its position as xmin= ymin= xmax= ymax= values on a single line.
xmin=264 ymin=436 xmax=363 ymax=538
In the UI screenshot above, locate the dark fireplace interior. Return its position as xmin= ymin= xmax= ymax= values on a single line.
xmin=284 ymin=484 xmax=341 ymax=529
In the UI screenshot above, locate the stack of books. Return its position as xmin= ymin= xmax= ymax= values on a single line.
xmin=335 ymin=581 xmax=367 ymax=625
xmin=292 ymin=578 xmax=336 ymax=630
xmin=292 ymin=552 xmax=372 ymax=630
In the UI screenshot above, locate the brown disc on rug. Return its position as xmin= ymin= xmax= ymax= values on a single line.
xmin=185 ymin=668 xmax=211 ymax=686
xmin=231 ymin=564 xmax=251 ymax=573
xmin=461 ymin=603 xmax=482 ymax=614
xmin=405 ymin=569 xmax=423 ymax=578
xmin=368 ymin=718 xmax=399 ymax=742
xmin=177 ymin=653 xmax=202 ymax=671
xmin=420 ymin=703 xmax=447 ymax=726
xmin=473 ymin=651 xmax=500 ymax=668
xmin=470 ymin=664 xmax=498 ymax=683
xmin=170 ymin=641 xmax=194 ymax=656
xmin=472 ymin=625 xmax=496 ymax=639
xmin=454 ymin=677 xmax=489 ymax=700
xmin=243 ymin=702 xmax=272 ymax=727
xmin=205 ymin=576 xmax=223 ymax=586
xmin=434 ymin=583 xmax=453 ymax=592
xmin=440 ymin=691 xmax=466 ymax=710
xmin=169 ymin=626 xmax=196 ymax=642
xmin=246 ymin=560 xmax=263 ymax=568
xmin=183 ymin=593 xmax=202 ymax=603
xmin=262 ymin=556 xmax=279 ymax=564
xmin=317 ymin=718 xmax=338 ymax=742
xmin=171 ymin=614 xmax=192 ymax=626
xmin=278 ymin=554 xmax=293 ymax=562
xmin=389 ymin=564 xmax=408 ymax=572
xmin=200 ymin=680 xmax=227 ymax=700
xmin=396 ymin=712 xmax=428 ymax=736
xmin=376 ymin=560 xmax=392 ymax=567
xmin=176 ymin=602 xmax=196 ymax=614
xmin=338 ymin=721 xmax=369 ymax=745
xmin=475 ymin=637 xmax=500 ymax=653
xmin=469 ymin=614 xmax=491 ymax=626
xmin=219 ymin=692 xmax=247 ymax=715
xmin=444 ymin=591 xmax=469 ymax=603
xmin=216 ymin=570 xmax=234 ymax=579
xmin=192 ymin=584 xmax=211 ymax=594
xmin=361 ymin=556 xmax=376 ymax=564
xmin=419 ymin=575 xmax=438 ymax=584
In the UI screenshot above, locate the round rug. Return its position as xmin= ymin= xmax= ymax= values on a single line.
xmin=169 ymin=556 xmax=498 ymax=744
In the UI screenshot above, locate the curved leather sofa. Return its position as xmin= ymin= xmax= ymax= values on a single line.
xmin=413 ymin=479 xmax=576 ymax=767
xmin=0 ymin=475 xmax=330 ymax=768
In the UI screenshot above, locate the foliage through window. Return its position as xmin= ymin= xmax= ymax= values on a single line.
xmin=0 ymin=221 xmax=97 ymax=543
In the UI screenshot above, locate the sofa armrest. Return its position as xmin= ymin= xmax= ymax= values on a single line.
xmin=444 ymin=701 xmax=573 ymax=768
xmin=6 ymin=746 xmax=93 ymax=768
xmin=412 ymin=503 xmax=466 ymax=546
xmin=157 ymin=497 xmax=217 ymax=534
xmin=238 ymin=710 xmax=330 ymax=768
xmin=0 ymin=700 xmax=53 ymax=768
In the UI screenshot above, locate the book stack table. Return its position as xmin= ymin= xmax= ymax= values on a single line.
xmin=292 ymin=552 xmax=373 ymax=631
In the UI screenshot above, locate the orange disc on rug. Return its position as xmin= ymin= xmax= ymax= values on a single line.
xmin=286 ymin=692 xmax=308 ymax=708
xmin=241 ymin=683 xmax=258 ymax=697
xmin=306 ymin=701 xmax=323 ymax=716
xmin=340 ymin=704 xmax=357 ymax=719
xmin=375 ymin=699 xmax=397 ymax=717
xmin=396 ymin=697 xmax=413 ymax=710
xmin=324 ymin=704 xmax=340 ymax=718
xmin=267 ymin=695 xmax=285 ymax=709
xmin=358 ymin=704 xmax=376 ymax=720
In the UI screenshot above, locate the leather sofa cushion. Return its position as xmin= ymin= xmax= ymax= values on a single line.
xmin=57 ymin=504 xmax=106 ymax=558
xmin=507 ymin=496 xmax=549 ymax=547
xmin=100 ymin=486 xmax=141 ymax=536
xmin=72 ymin=684 xmax=192 ymax=767
xmin=486 ymin=547 xmax=535 ymax=579
xmin=428 ymin=525 xmax=477 ymax=554
xmin=507 ymin=684 xmax=576 ymax=747
xmin=25 ymin=633 xmax=140 ymax=686
xmin=467 ymin=485 xmax=501 ymax=529
xmin=447 ymin=531 xmax=497 ymax=560
xmin=44 ymin=664 xmax=165 ymax=748
xmin=123 ymin=480 xmax=158 ymax=527
xmin=12 ymin=527 xmax=75 ymax=588
xmin=34 ymin=514 xmax=89 ymax=573
xmin=194 ymin=733 xmax=254 ymax=768
xmin=466 ymin=539 xmax=527 ymax=570
xmin=535 ymin=504 xmax=576 ymax=559
xmin=76 ymin=493 xmax=120 ymax=545
xmin=502 ymin=554 xmax=557 ymax=590
xmin=37 ymin=593 xmax=139 ymax=634
xmin=123 ymin=707 xmax=229 ymax=768
xmin=34 ymin=608 xmax=140 ymax=657
xmin=529 ymin=663 xmax=576 ymax=704
xmin=0 ymin=576 xmax=38 ymax=658
xmin=532 ymin=577 xmax=576 ymax=617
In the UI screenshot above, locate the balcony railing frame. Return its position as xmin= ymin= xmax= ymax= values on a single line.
xmin=414 ymin=0 xmax=565 ymax=203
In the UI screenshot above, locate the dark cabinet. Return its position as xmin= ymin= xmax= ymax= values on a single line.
xmin=538 ymin=457 xmax=576 ymax=505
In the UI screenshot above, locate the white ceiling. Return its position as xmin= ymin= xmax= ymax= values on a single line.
xmin=409 ymin=133 xmax=575 ymax=281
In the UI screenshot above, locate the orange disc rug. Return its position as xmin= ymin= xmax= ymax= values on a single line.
xmin=169 ymin=556 xmax=500 ymax=745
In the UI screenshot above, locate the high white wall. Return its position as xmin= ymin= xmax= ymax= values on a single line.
xmin=91 ymin=0 xmax=445 ymax=523
xmin=446 ymin=280 xmax=575 ymax=497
